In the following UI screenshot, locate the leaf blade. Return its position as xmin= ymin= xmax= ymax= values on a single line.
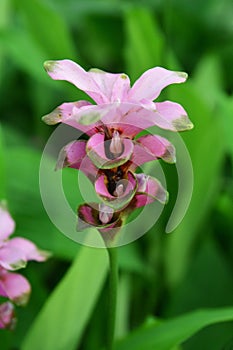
xmin=116 ymin=307 xmax=233 ymax=350
xmin=22 ymin=246 xmax=108 ymax=350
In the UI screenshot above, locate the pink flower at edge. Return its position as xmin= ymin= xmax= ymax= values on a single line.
xmin=0 ymin=203 xmax=50 ymax=329
xmin=0 ymin=302 xmax=16 ymax=330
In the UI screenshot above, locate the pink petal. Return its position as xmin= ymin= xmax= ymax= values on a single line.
xmin=128 ymin=67 xmax=188 ymax=101
xmin=100 ymin=102 xmax=145 ymax=137
xmin=53 ymin=102 xmax=141 ymax=137
xmin=131 ymin=134 xmax=176 ymax=169
xmin=78 ymin=204 xmax=98 ymax=229
xmin=155 ymin=101 xmax=193 ymax=131
xmin=56 ymin=140 xmax=86 ymax=169
xmin=5 ymin=238 xmax=49 ymax=262
xmin=73 ymin=103 xmax=113 ymax=125
xmin=42 ymin=101 xmax=95 ymax=135
xmin=44 ymin=60 xmax=131 ymax=104
xmin=44 ymin=60 xmax=105 ymax=104
xmin=0 ymin=244 xmax=27 ymax=270
xmin=95 ymin=172 xmax=137 ymax=210
xmin=0 ymin=238 xmax=49 ymax=271
xmin=56 ymin=140 xmax=97 ymax=181
xmin=112 ymin=101 xmax=193 ymax=132
xmin=133 ymin=174 xmax=168 ymax=207
xmin=0 ymin=206 xmax=15 ymax=242
xmin=98 ymin=101 xmax=191 ymax=136
xmin=89 ymin=69 xmax=130 ymax=102
xmin=0 ymin=302 xmax=16 ymax=329
xmin=77 ymin=203 xmax=121 ymax=230
xmin=95 ymin=174 xmax=115 ymax=200
xmin=86 ymin=132 xmax=134 ymax=169
xmin=0 ymin=270 xmax=31 ymax=305
xmin=43 ymin=100 xmax=191 ymax=138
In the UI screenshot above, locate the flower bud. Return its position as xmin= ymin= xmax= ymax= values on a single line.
xmin=109 ymin=131 xmax=123 ymax=156
xmin=136 ymin=173 xmax=148 ymax=192
xmin=114 ymin=183 xmax=124 ymax=197
xmin=99 ymin=204 xmax=114 ymax=224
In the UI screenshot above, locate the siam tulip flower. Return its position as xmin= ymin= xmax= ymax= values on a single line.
xmin=43 ymin=59 xmax=193 ymax=237
xmin=0 ymin=203 xmax=49 ymax=329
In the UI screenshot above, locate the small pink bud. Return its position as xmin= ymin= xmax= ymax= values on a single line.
xmin=109 ymin=131 xmax=123 ymax=156
xmin=114 ymin=183 xmax=124 ymax=197
xmin=99 ymin=204 xmax=114 ymax=224
xmin=137 ymin=174 xmax=148 ymax=192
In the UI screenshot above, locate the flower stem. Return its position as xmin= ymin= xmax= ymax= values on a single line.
xmin=106 ymin=247 xmax=118 ymax=350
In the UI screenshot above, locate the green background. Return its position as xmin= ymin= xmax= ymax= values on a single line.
xmin=0 ymin=0 xmax=233 ymax=349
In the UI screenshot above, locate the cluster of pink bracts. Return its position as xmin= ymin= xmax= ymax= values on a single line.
xmin=43 ymin=60 xmax=193 ymax=238
xmin=0 ymin=204 xmax=48 ymax=329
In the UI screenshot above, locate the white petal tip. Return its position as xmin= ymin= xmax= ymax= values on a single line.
xmin=158 ymin=190 xmax=169 ymax=205
xmin=42 ymin=109 xmax=62 ymax=125
xmin=9 ymin=260 xmax=27 ymax=271
xmin=172 ymin=116 xmax=194 ymax=131
xmin=14 ymin=291 xmax=31 ymax=306
xmin=44 ymin=60 xmax=57 ymax=73
xmin=177 ymin=71 xmax=188 ymax=80
xmin=89 ymin=68 xmax=105 ymax=74
xmin=37 ymin=250 xmax=52 ymax=261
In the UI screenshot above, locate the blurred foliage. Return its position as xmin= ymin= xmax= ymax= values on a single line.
xmin=0 ymin=0 xmax=233 ymax=349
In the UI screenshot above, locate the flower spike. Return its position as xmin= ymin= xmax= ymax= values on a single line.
xmin=43 ymin=59 xmax=193 ymax=239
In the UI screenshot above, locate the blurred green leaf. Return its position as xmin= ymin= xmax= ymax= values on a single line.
xmin=0 ymin=28 xmax=50 ymax=84
xmin=0 ymin=0 xmax=9 ymax=28
xmin=166 ymin=238 xmax=233 ymax=312
xmin=0 ymin=0 xmax=10 ymax=87
xmin=165 ymin=237 xmax=233 ymax=349
xmin=22 ymin=246 xmax=108 ymax=350
xmin=124 ymin=6 xmax=164 ymax=81
xmin=0 ymin=124 xmax=6 ymax=198
xmin=219 ymin=96 xmax=233 ymax=158
xmin=6 ymin=143 xmax=79 ymax=260
xmin=115 ymin=274 xmax=131 ymax=339
xmin=16 ymin=0 xmax=76 ymax=59
xmin=192 ymin=54 xmax=223 ymax=109
xmin=116 ymin=307 xmax=233 ymax=350
xmin=164 ymin=78 xmax=225 ymax=287
xmin=118 ymin=243 xmax=149 ymax=275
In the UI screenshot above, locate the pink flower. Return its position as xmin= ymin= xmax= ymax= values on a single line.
xmin=0 ymin=203 xmax=49 ymax=328
xmin=43 ymin=60 xmax=193 ymax=236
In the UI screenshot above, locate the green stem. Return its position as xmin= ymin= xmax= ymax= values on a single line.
xmin=106 ymin=247 xmax=118 ymax=350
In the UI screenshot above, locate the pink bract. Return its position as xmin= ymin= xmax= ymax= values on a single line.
xmin=0 ymin=302 xmax=15 ymax=329
xmin=43 ymin=59 xmax=193 ymax=133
